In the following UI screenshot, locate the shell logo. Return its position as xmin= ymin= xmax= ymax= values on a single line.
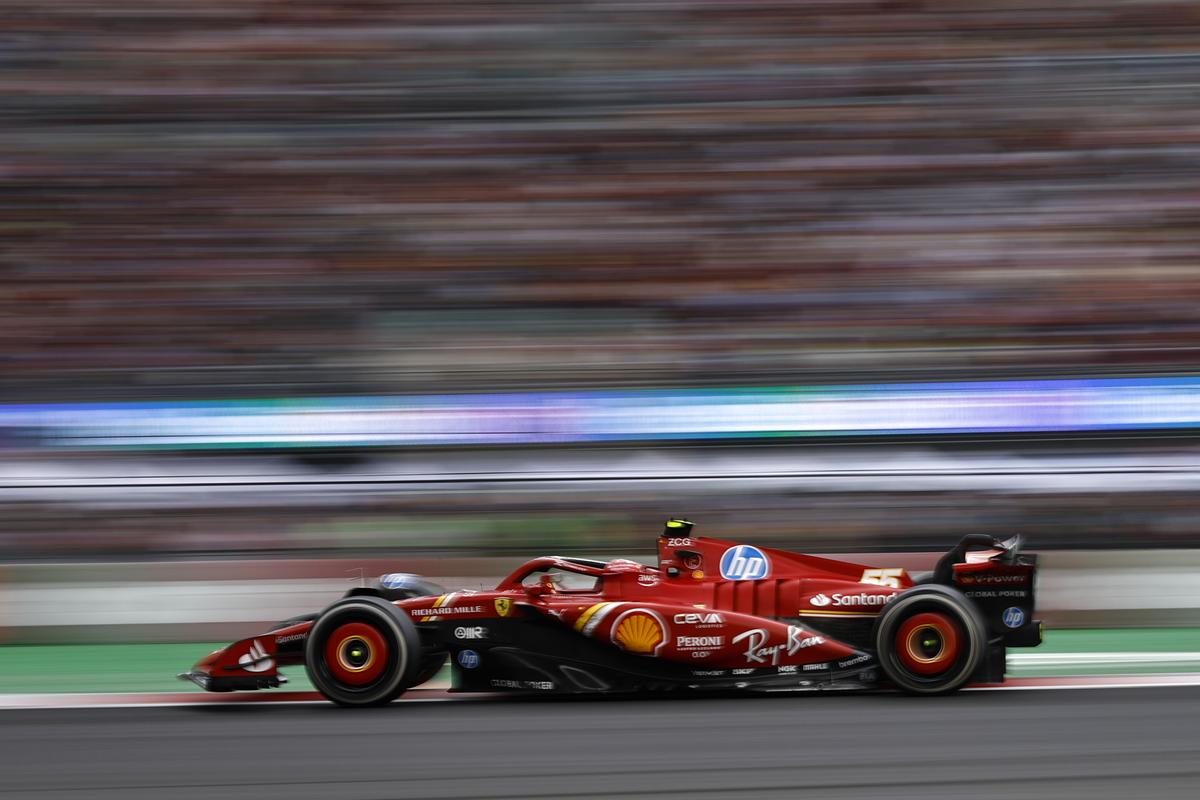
xmin=611 ymin=609 xmax=668 ymax=656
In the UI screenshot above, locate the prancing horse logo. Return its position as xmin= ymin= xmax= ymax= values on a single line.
xmin=495 ymin=597 xmax=512 ymax=617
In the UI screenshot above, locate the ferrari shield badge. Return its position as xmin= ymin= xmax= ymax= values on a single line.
xmin=495 ymin=597 xmax=512 ymax=617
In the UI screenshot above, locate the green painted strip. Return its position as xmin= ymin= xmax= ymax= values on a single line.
xmin=0 ymin=630 xmax=1197 ymax=694
xmin=1034 ymin=628 xmax=1200 ymax=654
xmin=1007 ymin=628 xmax=1200 ymax=676
xmin=0 ymin=643 xmax=457 ymax=695
xmin=0 ymin=643 xmax=315 ymax=695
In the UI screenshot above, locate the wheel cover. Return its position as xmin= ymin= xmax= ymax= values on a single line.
xmin=324 ymin=622 xmax=389 ymax=685
xmin=895 ymin=612 xmax=960 ymax=676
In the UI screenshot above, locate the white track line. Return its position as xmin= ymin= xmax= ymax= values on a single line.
xmin=0 ymin=696 xmax=462 ymax=710
xmin=968 ymin=674 xmax=1200 ymax=691
xmin=1009 ymin=652 xmax=1200 ymax=667
xmin=2 ymin=674 xmax=1200 ymax=710
xmin=0 ymin=698 xmax=323 ymax=710
xmin=0 ymin=689 xmax=459 ymax=710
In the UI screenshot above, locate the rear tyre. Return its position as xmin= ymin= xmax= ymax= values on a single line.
xmin=873 ymin=585 xmax=986 ymax=695
xmin=304 ymin=596 xmax=421 ymax=707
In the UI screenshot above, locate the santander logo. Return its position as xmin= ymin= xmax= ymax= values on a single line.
xmin=238 ymin=639 xmax=273 ymax=673
xmin=808 ymin=592 xmax=894 ymax=609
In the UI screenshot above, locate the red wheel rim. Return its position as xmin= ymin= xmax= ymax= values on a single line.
xmin=324 ymin=622 xmax=389 ymax=685
xmin=895 ymin=612 xmax=960 ymax=676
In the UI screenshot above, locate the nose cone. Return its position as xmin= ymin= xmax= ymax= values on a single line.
xmin=177 ymin=637 xmax=284 ymax=692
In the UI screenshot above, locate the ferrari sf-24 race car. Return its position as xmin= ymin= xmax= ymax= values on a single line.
xmin=180 ymin=520 xmax=1042 ymax=705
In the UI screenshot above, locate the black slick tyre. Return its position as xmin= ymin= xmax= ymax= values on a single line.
xmin=872 ymin=584 xmax=987 ymax=695
xmin=304 ymin=596 xmax=421 ymax=707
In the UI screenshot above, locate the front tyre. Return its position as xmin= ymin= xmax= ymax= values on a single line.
xmin=873 ymin=585 xmax=986 ymax=695
xmin=304 ymin=596 xmax=421 ymax=707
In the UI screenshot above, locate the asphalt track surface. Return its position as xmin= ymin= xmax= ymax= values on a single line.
xmin=2 ymin=687 xmax=1199 ymax=800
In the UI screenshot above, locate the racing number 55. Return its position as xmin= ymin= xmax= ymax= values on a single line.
xmin=861 ymin=569 xmax=904 ymax=589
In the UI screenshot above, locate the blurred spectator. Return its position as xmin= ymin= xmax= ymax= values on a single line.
xmin=4 ymin=1 xmax=1200 ymax=401
xmin=3 ymin=483 xmax=1198 ymax=559
xmin=5 ymin=2 xmax=1200 ymax=561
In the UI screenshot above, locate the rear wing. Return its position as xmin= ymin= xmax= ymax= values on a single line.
xmin=931 ymin=533 xmax=1034 ymax=584
xmin=938 ymin=533 xmax=1041 ymax=648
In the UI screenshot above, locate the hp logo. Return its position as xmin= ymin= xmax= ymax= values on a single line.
xmin=720 ymin=545 xmax=771 ymax=581
xmin=457 ymin=649 xmax=481 ymax=669
xmin=1002 ymin=607 xmax=1025 ymax=629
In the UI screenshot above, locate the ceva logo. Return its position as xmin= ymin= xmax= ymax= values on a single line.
xmin=809 ymin=593 xmax=832 ymax=607
xmin=720 ymin=545 xmax=770 ymax=581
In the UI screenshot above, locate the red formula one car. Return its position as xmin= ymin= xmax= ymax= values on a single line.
xmin=181 ymin=520 xmax=1042 ymax=705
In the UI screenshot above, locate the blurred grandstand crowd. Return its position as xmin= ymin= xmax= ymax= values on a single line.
xmin=9 ymin=481 xmax=1200 ymax=559
xmin=5 ymin=0 xmax=1200 ymax=400
xmin=4 ymin=1 xmax=1200 ymax=560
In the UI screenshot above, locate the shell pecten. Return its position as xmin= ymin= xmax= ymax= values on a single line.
xmin=613 ymin=610 xmax=665 ymax=655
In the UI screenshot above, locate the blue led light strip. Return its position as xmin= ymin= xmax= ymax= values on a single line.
xmin=1 ymin=376 xmax=1197 ymax=449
